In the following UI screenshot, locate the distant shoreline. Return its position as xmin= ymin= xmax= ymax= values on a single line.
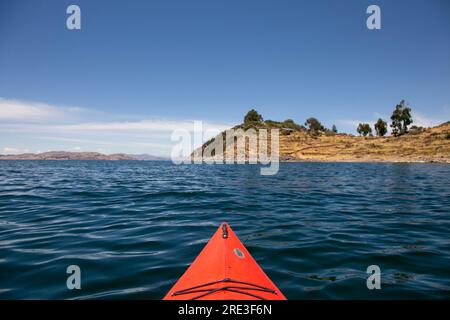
xmin=0 ymin=159 xmax=170 ymax=161
xmin=0 ymin=151 xmax=168 ymax=161
xmin=1 ymin=158 xmax=447 ymax=164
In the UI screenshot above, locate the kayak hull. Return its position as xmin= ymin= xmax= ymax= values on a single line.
xmin=163 ymin=223 xmax=286 ymax=300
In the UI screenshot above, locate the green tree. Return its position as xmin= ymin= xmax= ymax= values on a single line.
xmin=281 ymin=119 xmax=304 ymax=130
xmin=244 ymin=109 xmax=263 ymax=124
xmin=357 ymin=123 xmax=372 ymax=136
xmin=332 ymin=125 xmax=337 ymax=133
xmin=374 ymin=118 xmax=387 ymax=136
xmin=390 ymin=100 xmax=413 ymax=136
xmin=304 ymin=117 xmax=324 ymax=132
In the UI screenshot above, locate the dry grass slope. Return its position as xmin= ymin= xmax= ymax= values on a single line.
xmin=196 ymin=122 xmax=450 ymax=163
xmin=280 ymin=122 xmax=450 ymax=163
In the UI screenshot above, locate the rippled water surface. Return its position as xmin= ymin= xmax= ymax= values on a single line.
xmin=0 ymin=161 xmax=449 ymax=299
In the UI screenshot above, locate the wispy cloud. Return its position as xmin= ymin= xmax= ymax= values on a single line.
xmin=0 ymin=98 xmax=93 ymax=123
xmin=1 ymin=147 xmax=30 ymax=155
xmin=0 ymin=97 xmax=232 ymax=156
xmin=50 ymin=119 xmax=230 ymax=133
xmin=0 ymin=119 xmax=231 ymax=136
xmin=412 ymin=112 xmax=446 ymax=128
xmin=337 ymin=119 xmax=376 ymax=128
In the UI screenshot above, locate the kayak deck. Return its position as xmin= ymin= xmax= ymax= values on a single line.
xmin=163 ymin=222 xmax=286 ymax=300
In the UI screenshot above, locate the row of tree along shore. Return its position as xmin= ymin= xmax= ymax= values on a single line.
xmin=243 ymin=100 xmax=423 ymax=138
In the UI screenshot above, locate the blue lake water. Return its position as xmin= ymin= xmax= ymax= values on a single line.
xmin=0 ymin=161 xmax=449 ymax=299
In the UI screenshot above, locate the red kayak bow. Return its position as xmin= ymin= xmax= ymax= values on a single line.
xmin=164 ymin=222 xmax=286 ymax=300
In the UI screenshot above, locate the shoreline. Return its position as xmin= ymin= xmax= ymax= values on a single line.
xmin=0 ymin=158 xmax=448 ymax=164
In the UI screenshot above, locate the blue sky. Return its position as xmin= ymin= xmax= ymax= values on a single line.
xmin=1 ymin=0 xmax=449 ymax=156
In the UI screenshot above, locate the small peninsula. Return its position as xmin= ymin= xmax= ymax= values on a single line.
xmin=195 ymin=105 xmax=450 ymax=163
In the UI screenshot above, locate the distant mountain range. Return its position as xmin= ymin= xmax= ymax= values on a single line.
xmin=0 ymin=151 xmax=168 ymax=161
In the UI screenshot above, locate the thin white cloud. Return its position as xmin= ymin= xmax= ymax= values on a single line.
xmin=0 ymin=97 xmax=231 ymax=132
xmin=0 ymin=98 xmax=232 ymax=156
xmin=0 ymin=119 xmax=231 ymax=136
xmin=1 ymin=147 xmax=30 ymax=155
xmin=0 ymin=98 xmax=97 ymax=123
xmin=0 ymin=98 xmax=66 ymax=122
xmin=50 ymin=119 xmax=231 ymax=133
xmin=337 ymin=119 xmax=375 ymax=128
xmin=35 ymin=135 xmax=174 ymax=149
xmin=412 ymin=112 xmax=446 ymax=128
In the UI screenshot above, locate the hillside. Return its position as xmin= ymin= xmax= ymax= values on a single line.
xmin=278 ymin=122 xmax=450 ymax=163
xmin=195 ymin=121 xmax=450 ymax=163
